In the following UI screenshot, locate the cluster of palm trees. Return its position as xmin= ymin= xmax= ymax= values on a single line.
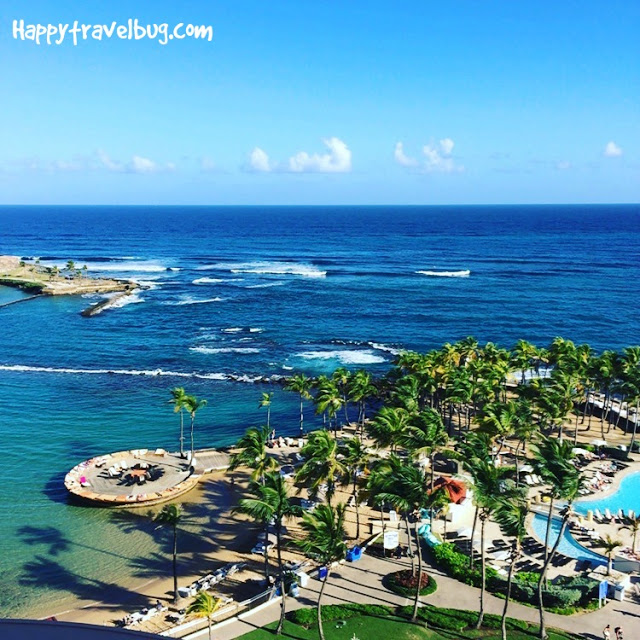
xmin=227 ymin=336 xmax=640 ymax=640
xmin=168 ymin=388 xmax=208 ymax=462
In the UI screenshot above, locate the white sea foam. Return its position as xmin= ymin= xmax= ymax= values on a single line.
xmin=163 ymin=296 xmax=223 ymax=306
xmin=297 ymin=350 xmax=386 ymax=365
xmin=368 ymin=342 xmax=402 ymax=356
xmin=190 ymin=346 xmax=261 ymax=354
xmin=249 ymin=328 xmax=264 ymax=333
xmin=0 ymin=364 xmax=285 ymax=384
xmin=222 ymin=327 xmax=243 ymax=333
xmin=196 ymin=261 xmax=326 ymax=278
xmin=192 ymin=277 xmax=225 ymax=284
xmin=245 ymin=282 xmax=285 ymax=289
xmin=416 ymin=269 xmax=471 ymax=277
xmin=83 ymin=260 xmax=173 ymax=273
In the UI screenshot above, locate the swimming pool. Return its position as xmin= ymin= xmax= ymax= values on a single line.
xmin=574 ymin=472 xmax=640 ymax=516
xmin=531 ymin=513 xmax=606 ymax=566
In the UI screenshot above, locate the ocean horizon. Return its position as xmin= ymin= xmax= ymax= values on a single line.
xmin=0 ymin=203 xmax=639 ymax=617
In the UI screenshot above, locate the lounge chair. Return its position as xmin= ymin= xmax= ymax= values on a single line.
xmin=629 ymin=510 xmax=636 ymax=520
xmin=604 ymin=508 xmax=613 ymax=521
xmin=617 ymin=508 xmax=625 ymax=521
xmin=524 ymin=475 xmax=535 ymax=486
xmin=594 ymin=509 xmax=603 ymax=522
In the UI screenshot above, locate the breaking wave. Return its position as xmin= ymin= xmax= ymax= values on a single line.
xmin=416 ymin=269 xmax=471 ymax=278
xmin=297 ymin=350 xmax=386 ymax=365
xmin=162 ymin=296 xmax=224 ymax=306
xmin=196 ymin=261 xmax=326 ymax=278
xmin=192 ymin=277 xmax=225 ymax=284
xmin=245 ymin=282 xmax=285 ymax=289
xmin=190 ymin=346 xmax=261 ymax=354
xmin=0 ymin=364 xmax=286 ymax=384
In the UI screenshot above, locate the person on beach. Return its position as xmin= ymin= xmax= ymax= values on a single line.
xmin=614 ymin=626 xmax=623 ymax=640
xmin=603 ymin=624 xmax=611 ymax=640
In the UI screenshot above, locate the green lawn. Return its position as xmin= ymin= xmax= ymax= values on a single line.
xmin=237 ymin=615 xmax=576 ymax=640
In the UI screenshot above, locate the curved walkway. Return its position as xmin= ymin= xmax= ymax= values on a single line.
xmin=197 ymin=553 xmax=639 ymax=639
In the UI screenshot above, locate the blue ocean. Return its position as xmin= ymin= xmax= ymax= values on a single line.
xmin=0 ymin=204 xmax=638 ymax=617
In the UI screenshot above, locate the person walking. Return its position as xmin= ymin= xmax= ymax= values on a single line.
xmin=614 ymin=626 xmax=623 ymax=640
xmin=603 ymin=624 xmax=611 ymax=640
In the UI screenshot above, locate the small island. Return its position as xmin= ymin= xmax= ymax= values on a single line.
xmin=0 ymin=255 xmax=138 ymax=315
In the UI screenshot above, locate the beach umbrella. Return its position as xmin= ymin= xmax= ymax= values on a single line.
xmin=456 ymin=527 xmax=477 ymax=538
xmin=519 ymin=464 xmax=534 ymax=473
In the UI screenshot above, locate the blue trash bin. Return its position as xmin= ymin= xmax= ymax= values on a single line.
xmin=318 ymin=566 xmax=328 ymax=580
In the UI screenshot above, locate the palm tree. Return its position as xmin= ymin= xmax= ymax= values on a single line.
xmin=424 ymin=485 xmax=450 ymax=537
xmin=494 ymin=494 xmax=529 ymax=640
xmin=399 ymin=408 xmax=448 ymax=490
xmin=186 ymin=591 xmax=221 ymax=640
xmin=169 ymin=387 xmax=188 ymax=458
xmin=296 ymin=503 xmax=348 ymax=640
xmin=348 ymin=369 xmax=377 ymax=431
xmin=236 ymin=471 xmax=300 ymax=634
xmin=183 ymin=395 xmax=207 ymax=464
xmin=597 ymin=535 xmax=623 ymax=575
xmin=466 ymin=458 xmax=512 ymax=629
xmin=332 ymin=367 xmax=352 ymax=425
xmin=296 ymin=430 xmax=346 ymax=504
xmin=339 ymin=436 xmax=369 ymax=540
xmin=284 ymin=374 xmax=313 ymax=435
xmin=228 ymin=426 xmax=277 ymax=483
xmin=314 ymin=379 xmax=344 ymax=435
xmin=376 ymin=461 xmax=431 ymax=623
xmin=368 ymin=406 xmax=412 ymax=452
xmin=259 ymin=392 xmax=273 ymax=430
xmin=620 ymin=515 xmax=640 ymax=553
xmin=533 ymin=455 xmax=582 ymax=640
xmin=154 ymin=504 xmax=182 ymax=602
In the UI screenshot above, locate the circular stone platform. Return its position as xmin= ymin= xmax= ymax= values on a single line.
xmin=64 ymin=449 xmax=200 ymax=507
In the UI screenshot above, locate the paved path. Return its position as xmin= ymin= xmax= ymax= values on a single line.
xmin=190 ymin=553 xmax=640 ymax=639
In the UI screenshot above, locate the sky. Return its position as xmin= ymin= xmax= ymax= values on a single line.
xmin=0 ymin=1 xmax=638 ymax=205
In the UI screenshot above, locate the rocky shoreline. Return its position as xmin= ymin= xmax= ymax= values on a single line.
xmin=0 ymin=255 xmax=138 ymax=315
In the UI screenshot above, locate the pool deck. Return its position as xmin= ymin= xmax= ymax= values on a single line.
xmin=64 ymin=448 xmax=230 ymax=507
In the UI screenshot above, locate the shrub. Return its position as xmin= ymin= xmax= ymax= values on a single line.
xmin=401 ymin=605 xmax=530 ymax=632
xmin=383 ymin=569 xmax=437 ymax=597
xmin=429 ymin=542 xmax=497 ymax=588
xmin=515 ymin=570 xmax=541 ymax=584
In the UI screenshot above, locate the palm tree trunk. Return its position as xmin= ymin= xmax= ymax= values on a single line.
xmin=352 ymin=478 xmax=360 ymax=540
xmin=543 ymin=496 xmax=554 ymax=566
xmin=404 ymin=514 xmax=415 ymax=576
xmin=537 ymin=513 xmax=570 ymax=640
xmin=317 ymin=566 xmax=330 ymax=640
xmin=276 ymin=524 xmax=286 ymax=635
xmin=179 ymin=410 xmax=184 ymax=457
xmin=267 ymin=406 xmax=271 ymax=429
xmin=264 ymin=520 xmax=270 ymax=580
xmin=475 ymin=516 xmax=486 ymax=629
xmin=411 ymin=519 xmax=424 ymax=623
xmin=299 ymin=398 xmax=304 ymax=435
xmin=469 ymin=505 xmax=479 ymax=569
xmin=629 ymin=401 xmax=639 ymax=455
xmin=172 ymin=525 xmax=178 ymax=602
xmin=501 ymin=547 xmax=519 ymax=640
xmin=207 ymin=618 xmax=212 ymax=640
xmin=190 ymin=416 xmax=195 ymax=463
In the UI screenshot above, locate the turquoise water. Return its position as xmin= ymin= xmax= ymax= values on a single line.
xmin=531 ymin=514 xmax=605 ymax=565
xmin=574 ymin=472 xmax=640 ymax=517
xmin=0 ymin=204 xmax=638 ymax=617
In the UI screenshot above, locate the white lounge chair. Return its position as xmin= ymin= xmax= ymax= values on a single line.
xmin=604 ymin=508 xmax=613 ymax=521
xmin=617 ymin=508 xmax=625 ymax=521
xmin=524 ymin=475 xmax=535 ymax=486
xmin=594 ymin=509 xmax=603 ymax=522
xmin=629 ymin=510 xmax=636 ymax=520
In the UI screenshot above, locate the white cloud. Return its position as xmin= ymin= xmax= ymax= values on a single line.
xmin=97 ymin=149 xmax=123 ymax=171
xmin=249 ymin=147 xmax=272 ymax=172
xmin=96 ymin=150 xmax=173 ymax=174
xmin=604 ymin=141 xmax=622 ymax=157
xmin=556 ymin=161 xmax=572 ymax=170
xmin=394 ymin=142 xmax=418 ymax=167
xmin=396 ymin=138 xmax=463 ymax=173
xmin=288 ymin=137 xmax=351 ymax=173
